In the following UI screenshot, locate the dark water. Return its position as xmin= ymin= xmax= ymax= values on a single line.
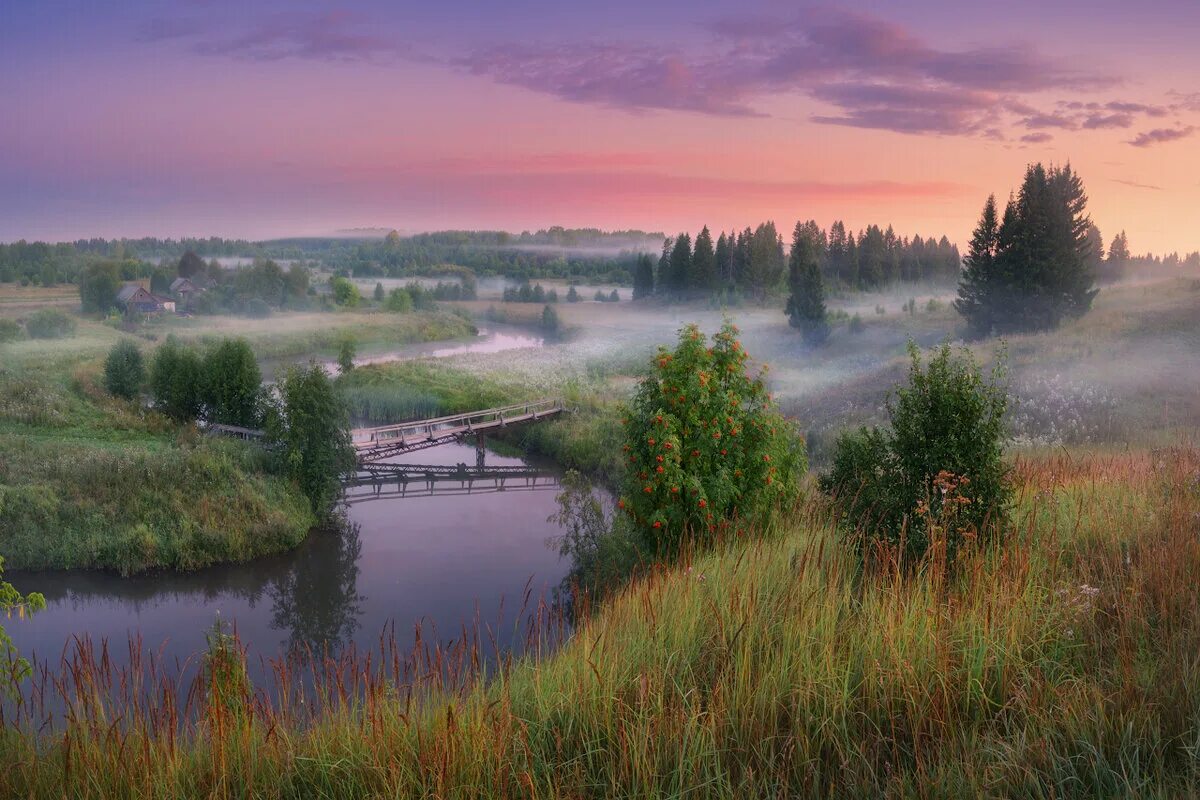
xmin=4 ymin=443 xmax=570 ymax=686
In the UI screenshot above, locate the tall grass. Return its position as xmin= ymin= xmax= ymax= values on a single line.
xmin=2 ymin=447 xmax=1197 ymax=797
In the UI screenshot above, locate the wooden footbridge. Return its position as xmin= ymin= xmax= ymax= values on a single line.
xmin=343 ymin=463 xmax=561 ymax=504
xmin=352 ymin=398 xmax=564 ymax=464
xmin=208 ymin=398 xmax=565 ymax=466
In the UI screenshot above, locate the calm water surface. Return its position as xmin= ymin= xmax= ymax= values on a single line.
xmin=5 ymin=443 xmax=570 ymax=685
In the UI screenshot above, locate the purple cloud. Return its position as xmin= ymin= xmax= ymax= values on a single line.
xmin=1128 ymin=126 xmax=1196 ymax=147
xmin=455 ymin=8 xmax=1119 ymax=136
xmin=1082 ymin=113 xmax=1134 ymax=129
xmin=1022 ymin=112 xmax=1078 ymax=130
xmin=1021 ymin=132 xmax=1054 ymax=144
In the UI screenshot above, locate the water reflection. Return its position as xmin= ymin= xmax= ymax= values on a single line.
xmin=5 ymin=443 xmax=569 ymax=685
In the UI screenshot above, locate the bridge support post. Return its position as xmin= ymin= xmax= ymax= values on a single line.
xmin=475 ymin=433 xmax=486 ymax=469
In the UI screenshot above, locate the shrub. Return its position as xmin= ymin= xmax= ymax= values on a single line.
xmin=103 ymin=339 xmax=145 ymax=401
xmin=567 ymin=286 xmax=581 ymax=303
xmin=619 ymin=322 xmax=804 ymax=556
xmin=385 ymin=287 xmax=414 ymax=313
xmin=540 ymin=305 xmax=560 ymax=336
xmin=201 ymin=338 xmax=262 ymax=427
xmin=848 ymin=313 xmax=865 ymax=334
xmin=821 ymin=342 xmax=1011 ymax=570
xmin=331 ymin=276 xmax=360 ymax=307
xmin=0 ymin=318 xmax=21 ymax=343
xmin=266 ymin=363 xmax=355 ymax=517
xmin=150 ymin=336 xmax=204 ymax=421
xmin=24 ymin=309 xmax=76 ymax=339
xmin=78 ymin=261 xmax=121 ymax=314
xmin=337 ymin=338 xmax=356 ymax=375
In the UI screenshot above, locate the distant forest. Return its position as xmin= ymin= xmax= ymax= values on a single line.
xmin=1 ymin=224 xmax=1195 ymax=290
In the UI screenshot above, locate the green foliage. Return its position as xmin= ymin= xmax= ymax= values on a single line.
xmin=373 ymin=282 xmax=384 ymax=302
xmin=78 ymin=260 xmax=122 ymax=313
xmin=566 ymin=285 xmax=581 ymax=303
xmin=331 ymin=276 xmax=360 ymax=307
xmin=177 ymin=250 xmax=205 ymax=279
xmin=150 ymin=336 xmax=204 ymax=421
xmin=24 ymin=308 xmax=76 ymax=339
xmin=103 ymin=339 xmax=145 ymax=401
xmin=540 ymin=304 xmax=560 ymax=336
xmin=201 ymin=338 xmax=262 ymax=427
xmin=337 ymin=338 xmax=357 ymax=375
xmin=821 ymin=342 xmax=1011 ymax=569
xmin=956 ymin=164 xmax=1099 ymax=337
xmin=848 ymin=313 xmax=865 ymax=334
xmin=0 ymin=557 xmax=45 ymax=695
xmin=267 ymin=363 xmax=355 ymax=517
xmin=0 ymin=318 xmax=22 ymax=343
xmin=619 ymin=322 xmax=804 ymax=556
xmin=785 ymin=220 xmax=829 ymax=345
xmin=632 ymin=254 xmax=654 ymax=299
xmin=384 ymin=287 xmax=414 ymax=313
xmin=548 ymin=471 xmax=644 ymax=603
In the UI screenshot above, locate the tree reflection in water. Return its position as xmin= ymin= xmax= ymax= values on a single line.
xmin=267 ymin=518 xmax=364 ymax=654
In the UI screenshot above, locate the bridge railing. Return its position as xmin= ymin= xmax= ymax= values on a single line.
xmin=352 ymin=398 xmax=564 ymax=448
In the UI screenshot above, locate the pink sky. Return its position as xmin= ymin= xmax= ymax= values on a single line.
xmin=2 ymin=2 xmax=1198 ymax=253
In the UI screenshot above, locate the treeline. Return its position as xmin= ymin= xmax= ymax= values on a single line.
xmin=1098 ymin=230 xmax=1200 ymax=283
xmin=104 ymin=335 xmax=352 ymax=514
xmin=637 ymin=221 xmax=962 ymax=300
xmin=79 ymin=252 xmax=312 ymax=317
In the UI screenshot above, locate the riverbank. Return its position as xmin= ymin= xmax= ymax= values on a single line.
xmin=0 ymin=304 xmax=480 ymax=573
xmin=4 ymin=446 xmax=1197 ymax=797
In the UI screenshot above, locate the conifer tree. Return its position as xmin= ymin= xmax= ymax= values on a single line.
xmin=691 ymin=226 xmax=716 ymax=292
xmin=786 ymin=221 xmax=829 ymax=345
xmin=954 ymin=195 xmax=1000 ymax=338
xmin=714 ymin=232 xmax=730 ymax=289
xmin=632 ymin=253 xmax=655 ymax=299
xmin=668 ymin=233 xmax=692 ymax=296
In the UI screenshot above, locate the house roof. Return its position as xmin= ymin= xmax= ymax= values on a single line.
xmin=116 ymin=284 xmax=149 ymax=303
xmin=170 ymin=277 xmax=197 ymax=292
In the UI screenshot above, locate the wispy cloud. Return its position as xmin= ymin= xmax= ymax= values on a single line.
xmin=1021 ymin=132 xmax=1054 ymax=144
xmin=1128 ymin=125 xmax=1196 ymax=147
xmin=454 ymin=8 xmax=1119 ymax=136
xmin=142 ymin=11 xmax=400 ymax=63
xmin=1112 ymin=178 xmax=1163 ymax=190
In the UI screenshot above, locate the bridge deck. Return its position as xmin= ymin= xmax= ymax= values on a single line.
xmin=353 ymin=399 xmax=563 ymax=462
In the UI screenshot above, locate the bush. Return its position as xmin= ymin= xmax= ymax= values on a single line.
xmin=385 ymin=287 xmax=414 ymax=313
xmin=150 ymin=336 xmax=204 ymax=421
xmin=331 ymin=276 xmax=360 ymax=307
xmin=0 ymin=318 xmax=21 ymax=343
xmin=567 ymin=286 xmax=581 ymax=303
xmin=24 ymin=309 xmax=76 ymax=339
xmin=848 ymin=313 xmax=865 ymax=334
xmin=619 ymin=322 xmax=804 ymax=556
xmin=103 ymin=339 xmax=145 ymax=400
xmin=821 ymin=342 xmax=1011 ymax=570
xmin=337 ymin=338 xmax=356 ymax=375
xmin=540 ymin=305 xmax=560 ymax=336
xmin=201 ymin=338 xmax=262 ymax=427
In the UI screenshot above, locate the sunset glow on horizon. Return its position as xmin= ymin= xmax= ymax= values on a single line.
xmin=3 ymin=0 xmax=1199 ymax=253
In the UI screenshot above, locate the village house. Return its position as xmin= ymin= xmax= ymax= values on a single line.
xmin=116 ymin=282 xmax=175 ymax=314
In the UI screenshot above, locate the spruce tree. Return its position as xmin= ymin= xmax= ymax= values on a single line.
xmin=632 ymin=253 xmax=655 ymax=299
xmin=691 ymin=226 xmax=716 ymax=292
xmin=785 ymin=221 xmax=829 ymax=345
xmin=954 ymin=163 xmax=1099 ymax=336
xmin=668 ymin=233 xmax=692 ymax=296
xmin=714 ymin=232 xmax=730 ymax=289
xmin=954 ymin=195 xmax=1000 ymax=338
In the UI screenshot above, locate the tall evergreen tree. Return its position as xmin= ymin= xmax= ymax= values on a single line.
xmin=786 ymin=221 xmax=829 ymax=345
xmin=668 ymin=233 xmax=692 ymax=296
xmin=691 ymin=226 xmax=716 ymax=292
xmin=714 ymin=232 xmax=730 ymax=289
xmin=827 ymin=221 xmax=847 ymax=283
xmin=657 ymin=238 xmax=671 ymax=293
xmin=632 ymin=253 xmax=655 ymax=299
xmin=955 ymin=164 xmax=1099 ymax=336
xmin=954 ymin=195 xmax=1001 ymax=338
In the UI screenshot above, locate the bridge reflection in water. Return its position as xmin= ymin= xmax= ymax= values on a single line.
xmin=343 ymin=462 xmax=562 ymax=504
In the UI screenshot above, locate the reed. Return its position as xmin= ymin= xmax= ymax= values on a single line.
xmin=2 ymin=446 xmax=1198 ymax=797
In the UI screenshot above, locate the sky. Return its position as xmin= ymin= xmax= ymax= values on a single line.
xmin=2 ymin=0 xmax=1199 ymax=253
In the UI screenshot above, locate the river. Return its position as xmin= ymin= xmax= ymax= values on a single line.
xmin=4 ymin=442 xmax=573 ymax=697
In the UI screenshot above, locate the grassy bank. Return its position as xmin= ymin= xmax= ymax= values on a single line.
xmin=0 ymin=355 xmax=315 ymax=573
xmin=3 ymin=447 xmax=1197 ymax=796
